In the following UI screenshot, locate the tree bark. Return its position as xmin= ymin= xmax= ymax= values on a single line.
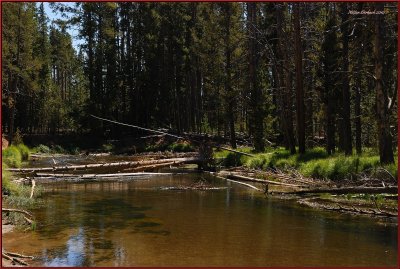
xmin=294 ymin=3 xmax=305 ymax=154
xmin=247 ymin=2 xmax=264 ymax=152
xmin=374 ymin=2 xmax=394 ymax=164
xmin=354 ymin=3 xmax=364 ymax=155
xmin=340 ymin=3 xmax=352 ymax=155
xmin=276 ymin=4 xmax=296 ymax=154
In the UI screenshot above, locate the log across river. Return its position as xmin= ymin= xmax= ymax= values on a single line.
xmin=7 ymin=157 xmax=202 ymax=173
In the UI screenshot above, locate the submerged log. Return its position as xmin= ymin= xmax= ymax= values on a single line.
xmin=213 ymin=174 xmax=262 ymax=191
xmin=218 ymin=172 xmax=304 ymax=188
xmin=2 ymin=252 xmax=29 ymax=266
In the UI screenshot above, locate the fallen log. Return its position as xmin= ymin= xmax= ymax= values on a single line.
xmin=278 ymin=186 xmax=398 ymax=195
xmin=213 ymin=175 xmax=262 ymax=191
xmin=131 ymin=161 xmax=180 ymax=172
xmin=3 ymin=251 xmax=34 ymax=260
xmin=158 ymin=186 xmax=228 ymax=191
xmin=31 ymin=172 xmax=178 ymax=182
xmin=2 ymin=252 xmax=29 ymax=266
xmin=35 ymin=172 xmax=176 ymax=178
xmin=29 ymin=180 xmax=35 ymax=199
xmin=91 ymin=114 xmax=254 ymax=157
xmin=2 ymin=208 xmax=33 ymax=218
xmin=218 ymin=172 xmax=305 ymax=188
xmin=7 ymin=157 xmax=201 ymax=173
xmin=216 ymin=146 xmax=255 ymax=157
xmin=298 ymin=198 xmax=397 ymax=217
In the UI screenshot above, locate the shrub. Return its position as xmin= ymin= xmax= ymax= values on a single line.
xmin=275 ymin=156 xmax=297 ymax=169
xmin=245 ymin=154 xmax=270 ymax=169
xmin=16 ymin=144 xmax=30 ymax=161
xmin=52 ymin=145 xmax=66 ymax=153
xmin=223 ymin=153 xmax=243 ymax=167
xmin=101 ymin=143 xmax=114 ymax=152
xmin=33 ymin=144 xmax=50 ymax=153
xmin=357 ymin=156 xmax=380 ymax=172
xmin=69 ymin=146 xmax=81 ymax=155
xmin=167 ymin=142 xmax=194 ymax=152
xmin=12 ymin=128 xmax=24 ymax=145
xmin=296 ymin=147 xmax=328 ymax=162
xmin=2 ymin=146 xmax=22 ymax=168
xmin=300 ymin=159 xmax=329 ymax=179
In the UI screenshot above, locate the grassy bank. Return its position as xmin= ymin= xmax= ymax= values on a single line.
xmin=2 ymin=144 xmax=42 ymax=228
xmin=214 ymin=146 xmax=398 ymax=181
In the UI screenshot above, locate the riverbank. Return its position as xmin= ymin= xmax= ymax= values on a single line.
xmin=5 ymin=146 xmax=398 ymax=221
xmin=213 ymin=168 xmax=397 ymax=220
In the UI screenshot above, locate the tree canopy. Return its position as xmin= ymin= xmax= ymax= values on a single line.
xmin=2 ymin=2 xmax=397 ymax=163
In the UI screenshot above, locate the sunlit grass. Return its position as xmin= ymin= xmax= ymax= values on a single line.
xmin=215 ymin=145 xmax=398 ymax=181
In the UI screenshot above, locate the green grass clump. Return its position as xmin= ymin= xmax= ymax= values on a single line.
xmin=299 ymin=159 xmax=331 ymax=178
xmin=357 ymin=156 xmax=380 ymax=171
xmin=2 ymin=162 xmax=20 ymax=195
xmin=2 ymin=145 xmax=22 ymax=168
xmin=33 ymin=144 xmax=50 ymax=153
xmin=101 ymin=143 xmax=114 ymax=152
xmin=275 ymin=158 xmax=297 ymax=169
xmin=245 ymin=153 xmax=271 ymax=169
xmin=16 ymin=144 xmax=30 ymax=160
xmin=384 ymin=162 xmax=398 ymax=179
xmin=52 ymin=145 xmax=66 ymax=153
xmin=167 ymin=142 xmax=194 ymax=152
xmin=296 ymin=147 xmax=328 ymax=162
xmin=223 ymin=153 xmax=243 ymax=167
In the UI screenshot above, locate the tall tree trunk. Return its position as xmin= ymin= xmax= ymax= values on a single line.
xmin=294 ymin=3 xmax=305 ymax=154
xmin=248 ymin=2 xmax=264 ymax=152
xmin=340 ymin=3 xmax=352 ymax=155
xmin=223 ymin=4 xmax=236 ymax=149
xmin=9 ymin=5 xmax=23 ymax=144
xmin=354 ymin=3 xmax=363 ymax=155
xmin=276 ymin=3 xmax=295 ymax=154
xmin=374 ymin=2 xmax=394 ymax=164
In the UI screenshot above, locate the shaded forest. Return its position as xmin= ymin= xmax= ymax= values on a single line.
xmin=2 ymin=2 xmax=398 ymax=164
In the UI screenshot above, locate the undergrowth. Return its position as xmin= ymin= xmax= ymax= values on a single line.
xmin=215 ymin=146 xmax=398 ymax=181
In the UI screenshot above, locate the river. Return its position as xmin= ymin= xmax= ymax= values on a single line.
xmin=2 ymin=173 xmax=398 ymax=266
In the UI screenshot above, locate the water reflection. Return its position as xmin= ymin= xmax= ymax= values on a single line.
xmin=3 ymin=174 xmax=398 ymax=267
xmin=44 ymin=228 xmax=87 ymax=266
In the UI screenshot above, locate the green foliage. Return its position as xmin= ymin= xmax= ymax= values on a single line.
xmin=241 ymin=148 xmax=398 ymax=181
xmin=33 ymin=144 xmax=51 ymax=153
xmin=223 ymin=153 xmax=243 ymax=167
xmin=52 ymin=145 xmax=66 ymax=153
xmin=16 ymin=144 xmax=30 ymax=160
xmin=2 ymin=146 xmax=22 ymax=168
xmin=296 ymin=147 xmax=328 ymax=162
xmin=167 ymin=142 xmax=194 ymax=152
xmin=2 ymin=162 xmax=19 ymax=195
xmin=101 ymin=143 xmax=115 ymax=152
xmin=12 ymin=128 xmax=24 ymax=145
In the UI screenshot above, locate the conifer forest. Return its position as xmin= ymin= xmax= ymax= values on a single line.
xmin=1 ymin=2 xmax=399 ymax=267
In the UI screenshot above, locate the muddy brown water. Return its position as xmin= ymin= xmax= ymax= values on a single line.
xmin=2 ymin=172 xmax=398 ymax=267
